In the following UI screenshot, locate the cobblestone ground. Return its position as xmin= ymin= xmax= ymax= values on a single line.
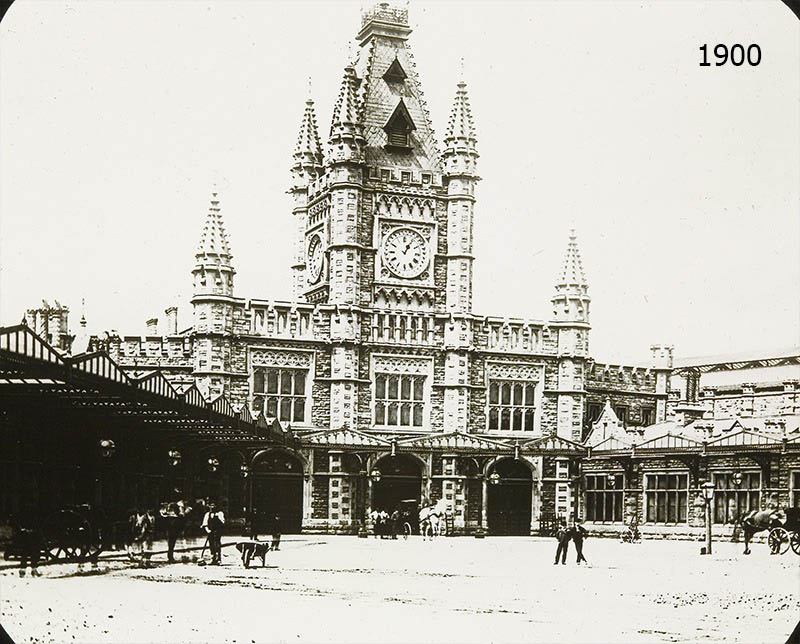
xmin=1 ymin=535 xmax=798 ymax=643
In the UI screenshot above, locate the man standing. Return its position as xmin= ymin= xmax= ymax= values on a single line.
xmin=554 ymin=519 xmax=570 ymax=565
xmin=269 ymin=513 xmax=281 ymax=551
xmin=571 ymin=517 xmax=589 ymax=565
xmin=201 ymin=501 xmax=225 ymax=565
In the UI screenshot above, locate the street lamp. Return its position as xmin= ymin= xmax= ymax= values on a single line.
xmin=732 ymin=471 xmax=743 ymax=487
xmin=697 ymin=481 xmax=715 ymax=555
xmin=489 ymin=471 xmax=501 ymax=486
xmin=606 ymin=473 xmax=616 ymax=488
xmin=240 ymin=464 xmax=250 ymax=478
xmin=99 ymin=439 xmax=115 ymax=458
xmin=207 ymin=457 xmax=220 ymax=473
xmin=168 ymin=449 xmax=182 ymax=467
xmin=370 ymin=469 xmax=382 ymax=483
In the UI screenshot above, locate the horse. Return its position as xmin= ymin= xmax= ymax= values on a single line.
xmin=419 ymin=499 xmax=447 ymax=540
xmin=736 ymin=508 xmax=786 ymax=555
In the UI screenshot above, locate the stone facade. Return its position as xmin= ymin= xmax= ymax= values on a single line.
xmin=89 ymin=3 xmax=798 ymax=538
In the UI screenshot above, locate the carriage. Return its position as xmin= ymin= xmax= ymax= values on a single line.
xmin=767 ymin=508 xmax=800 ymax=555
xmin=4 ymin=505 xmax=110 ymax=565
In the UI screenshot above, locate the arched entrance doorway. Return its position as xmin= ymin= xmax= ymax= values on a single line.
xmin=487 ymin=458 xmax=532 ymax=536
xmin=371 ymin=455 xmax=423 ymax=524
xmin=250 ymin=450 xmax=304 ymax=535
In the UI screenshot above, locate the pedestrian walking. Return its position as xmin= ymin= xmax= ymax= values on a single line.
xmin=554 ymin=519 xmax=570 ymax=565
xmin=571 ymin=517 xmax=588 ymax=565
xmin=161 ymin=492 xmax=188 ymax=563
xmin=201 ymin=501 xmax=225 ymax=565
xmin=269 ymin=513 xmax=281 ymax=551
xmin=127 ymin=507 xmax=155 ymax=566
xmin=11 ymin=515 xmax=42 ymax=577
xmin=390 ymin=509 xmax=400 ymax=539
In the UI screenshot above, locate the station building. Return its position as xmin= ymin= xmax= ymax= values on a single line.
xmin=6 ymin=3 xmax=797 ymax=540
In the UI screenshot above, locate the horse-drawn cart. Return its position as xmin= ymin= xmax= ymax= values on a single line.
xmin=767 ymin=508 xmax=800 ymax=555
xmin=4 ymin=505 xmax=108 ymax=565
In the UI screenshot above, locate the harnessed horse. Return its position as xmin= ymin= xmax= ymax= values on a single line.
xmin=737 ymin=509 xmax=786 ymax=555
xmin=419 ymin=499 xmax=447 ymax=539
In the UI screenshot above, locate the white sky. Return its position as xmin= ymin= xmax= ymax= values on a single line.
xmin=1 ymin=0 xmax=798 ymax=364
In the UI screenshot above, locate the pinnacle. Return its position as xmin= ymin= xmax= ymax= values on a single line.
xmin=444 ymin=78 xmax=477 ymax=145
xmin=196 ymin=193 xmax=233 ymax=259
xmin=329 ymin=64 xmax=364 ymax=144
xmin=293 ymin=91 xmax=323 ymax=166
xmin=556 ymin=229 xmax=588 ymax=289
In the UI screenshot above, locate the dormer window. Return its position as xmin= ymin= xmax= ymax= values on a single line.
xmin=383 ymin=57 xmax=407 ymax=84
xmin=383 ymin=99 xmax=415 ymax=150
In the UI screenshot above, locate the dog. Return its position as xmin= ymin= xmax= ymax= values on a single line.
xmin=235 ymin=540 xmax=269 ymax=568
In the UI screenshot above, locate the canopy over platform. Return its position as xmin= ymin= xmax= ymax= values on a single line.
xmin=0 ymin=323 xmax=297 ymax=449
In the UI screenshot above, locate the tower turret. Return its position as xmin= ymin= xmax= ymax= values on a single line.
xmin=192 ymin=193 xmax=235 ymax=298
xmin=290 ymin=89 xmax=324 ymax=299
xmin=326 ymin=62 xmax=366 ymax=305
xmin=191 ymin=193 xmax=237 ymax=399
xmin=442 ymin=77 xmax=479 ymax=313
xmin=551 ymin=229 xmax=590 ymax=324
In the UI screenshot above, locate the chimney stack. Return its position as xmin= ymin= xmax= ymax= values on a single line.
xmin=146 ymin=318 xmax=158 ymax=335
xmin=165 ymin=306 xmax=178 ymax=335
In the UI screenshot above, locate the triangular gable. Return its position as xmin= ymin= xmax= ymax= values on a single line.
xmin=0 ymin=324 xmax=64 ymax=365
xmin=591 ymin=435 xmax=632 ymax=452
xmin=383 ymin=99 xmax=416 ymax=132
xmin=181 ymin=384 xmax=207 ymax=409
xmin=707 ymin=429 xmax=782 ymax=448
xmin=211 ymin=395 xmax=236 ymax=418
xmin=69 ymin=352 xmax=130 ymax=385
xmin=238 ymin=405 xmax=253 ymax=424
xmin=135 ymin=371 xmax=179 ymax=400
xmin=522 ymin=434 xmax=586 ymax=453
xmin=383 ymin=57 xmax=407 ymax=83
xmin=303 ymin=428 xmax=390 ymax=448
xmin=636 ymin=432 xmax=702 ymax=451
xmin=398 ymin=431 xmax=511 ymax=452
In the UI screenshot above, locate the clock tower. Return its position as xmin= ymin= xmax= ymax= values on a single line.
xmin=293 ymin=2 xmax=467 ymax=314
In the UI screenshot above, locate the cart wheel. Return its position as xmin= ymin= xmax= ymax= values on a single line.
xmin=42 ymin=509 xmax=93 ymax=562
xmin=768 ymin=527 xmax=790 ymax=555
xmin=423 ymin=522 xmax=433 ymax=540
xmin=243 ymin=549 xmax=252 ymax=569
xmin=790 ymin=531 xmax=800 ymax=556
xmin=403 ymin=523 xmax=411 ymax=540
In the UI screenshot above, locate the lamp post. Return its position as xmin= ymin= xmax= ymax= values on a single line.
xmin=697 ymin=481 xmax=715 ymax=555
xmin=489 ymin=471 xmax=501 ymax=486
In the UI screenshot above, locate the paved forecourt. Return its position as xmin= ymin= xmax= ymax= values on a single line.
xmin=2 ymin=536 xmax=797 ymax=643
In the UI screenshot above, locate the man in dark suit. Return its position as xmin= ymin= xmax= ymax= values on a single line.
xmin=571 ymin=517 xmax=588 ymax=565
xmin=269 ymin=514 xmax=282 ymax=551
xmin=554 ymin=519 xmax=570 ymax=565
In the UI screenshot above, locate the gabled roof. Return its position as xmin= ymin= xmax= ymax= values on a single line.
xmin=522 ymin=434 xmax=586 ymax=454
xmin=398 ymin=431 xmax=510 ymax=452
xmin=135 ymin=371 xmax=179 ymax=400
xmin=304 ymin=428 xmax=390 ymax=448
xmin=636 ymin=433 xmax=703 ymax=451
xmin=382 ymin=57 xmax=407 ymax=82
xmin=591 ymin=435 xmax=632 ymax=452
xmin=706 ymin=429 xmax=782 ymax=449
xmin=383 ymin=99 xmax=416 ymax=132
xmin=0 ymin=324 xmax=64 ymax=365
xmin=181 ymin=384 xmax=207 ymax=409
xmin=69 ymin=351 xmax=131 ymax=385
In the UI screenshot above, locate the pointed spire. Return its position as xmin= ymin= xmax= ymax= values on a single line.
xmin=329 ymin=64 xmax=365 ymax=148
xmin=444 ymin=79 xmax=477 ymax=146
xmin=557 ymin=229 xmax=588 ymax=289
xmin=552 ymin=229 xmax=590 ymax=323
xmin=196 ymin=193 xmax=233 ymax=260
xmin=292 ymin=83 xmax=323 ymax=180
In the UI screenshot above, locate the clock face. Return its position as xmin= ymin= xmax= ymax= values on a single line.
xmin=307 ymin=235 xmax=323 ymax=283
xmin=382 ymin=227 xmax=429 ymax=279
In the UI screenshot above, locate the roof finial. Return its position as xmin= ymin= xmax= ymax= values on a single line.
xmin=306 ymin=76 xmax=313 ymax=101
xmin=459 ymin=56 xmax=465 ymax=82
xmin=80 ymin=297 xmax=86 ymax=326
